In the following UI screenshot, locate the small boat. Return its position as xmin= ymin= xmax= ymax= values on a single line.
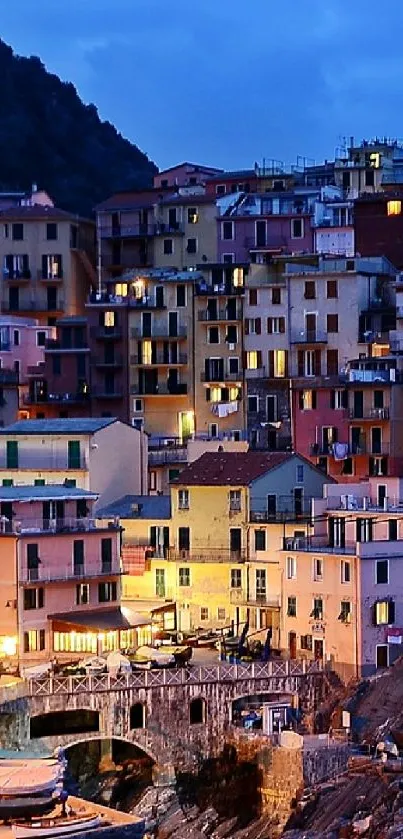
xmin=0 ymin=795 xmax=56 ymax=820
xmin=126 ymin=646 xmax=175 ymax=670
xmin=157 ymin=645 xmax=192 ymax=665
xmin=12 ymin=813 xmax=102 ymax=838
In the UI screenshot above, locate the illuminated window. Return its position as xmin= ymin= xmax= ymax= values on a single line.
xmin=24 ymin=629 xmax=45 ymax=652
xmin=141 ymin=340 xmax=152 ymax=364
xmin=104 ymin=311 xmax=115 ymax=327
xmin=209 ymin=386 xmax=222 ymax=402
xmin=274 ymin=350 xmax=286 ymax=378
xmin=132 ymin=280 xmax=144 ymax=299
xmin=369 ymin=152 xmax=380 ymax=169
xmin=246 ymin=351 xmax=258 ymax=370
xmin=375 ymin=600 xmax=394 ymax=625
xmin=229 ymin=386 xmax=240 ymax=401
xmin=115 ymin=283 xmax=127 ymax=297
xmin=233 ymin=267 xmax=244 ymax=288
xmin=387 ymin=200 xmax=402 ymax=216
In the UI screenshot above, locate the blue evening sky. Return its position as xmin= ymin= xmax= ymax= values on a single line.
xmin=1 ymin=0 xmax=402 ymax=171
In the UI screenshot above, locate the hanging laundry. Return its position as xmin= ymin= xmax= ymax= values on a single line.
xmin=332 ymin=442 xmax=349 ymax=461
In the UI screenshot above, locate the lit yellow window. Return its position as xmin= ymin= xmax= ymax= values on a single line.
xmin=209 ymin=386 xmax=222 ymax=402
xmin=369 ymin=152 xmax=380 ymax=169
xmin=229 ymin=386 xmax=240 ymax=401
xmin=387 ymin=200 xmax=402 ymax=216
xmin=115 ymin=283 xmax=127 ymax=297
xmin=132 ymin=279 xmax=145 ymax=299
xmin=233 ymin=268 xmax=244 ymax=288
xmin=274 ymin=350 xmax=286 ymax=378
xmin=375 ymin=601 xmax=389 ymax=624
xmin=104 ymin=311 xmax=115 ymax=327
xmin=142 ymin=340 xmax=152 ymax=364
xmin=247 ymin=351 xmax=258 ymax=370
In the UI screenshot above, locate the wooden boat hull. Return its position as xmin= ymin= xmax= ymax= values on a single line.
xmin=0 ymin=796 xmax=55 ymax=820
xmin=12 ymin=813 xmax=101 ymax=838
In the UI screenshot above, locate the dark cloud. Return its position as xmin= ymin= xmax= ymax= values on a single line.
xmin=2 ymin=0 xmax=403 ymax=169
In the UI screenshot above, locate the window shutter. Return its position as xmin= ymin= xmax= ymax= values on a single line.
xmin=245 ymin=320 xmax=250 ymax=335
xmin=256 ymin=318 xmax=261 ymax=335
xmin=299 ymin=392 xmax=304 ymax=410
xmin=205 ymin=388 xmax=211 ymax=402
xmin=388 ymin=600 xmax=396 ymax=624
xmin=368 ymin=519 xmax=373 ymax=542
xmin=312 ymin=390 xmax=317 ymax=409
xmin=257 ymin=350 xmax=262 ymax=367
xmin=342 ymin=389 xmax=348 ymax=408
xmin=372 ymin=603 xmax=377 ymax=626
xmin=267 ymin=318 xmax=273 ymax=334
xmin=22 ymin=254 xmax=29 ymax=273
xmin=330 ymin=390 xmax=335 ymax=409
xmin=284 ymin=350 xmax=289 ymax=377
xmin=39 ymin=629 xmax=45 ymax=651
xmin=297 ymin=351 xmax=304 ymax=377
xmin=279 ymin=317 xmax=285 ymax=333
xmin=41 ymin=255 xmax=48 ymax=278
xmin=356 ymin=519 xmax=362 ymax=542
xmin=268 ymin=351 xmax=274 ymax=378
xmin=314 ymin=350 xmax=321 ymax=376
xmin=150 ymin=527 xmax=156 ymax=548
xmin=328 ymin=518 xmax=335 ymax=547
xmin=5 ymin=255 xmax=13 ymax=272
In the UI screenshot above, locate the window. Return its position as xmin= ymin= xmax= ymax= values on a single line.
xmin=104 ymin=311 xmax=115 ymax=327
xmin=187 ymin=238 xmax=197 ymax=254
xmin=222 ymin=253 xmax=234 ymax=264
xmin=149 ymin=471 xmax=157 ymax=492
xmin=222 ymin=221 xmax=234 ymax=240
xmin=327 ymin=349 xmax=339 ymax=376
xmin=342 ymin=171 xmax=351 ymax=189
xmin=312 ymin=597 xmax=323 ymax=619
xmin=179 ymin=567 xmax=190 ymax=587
xmin=208 ymin=422 xmax=218 ymax=439
xmin=155 ymin=569 xmax=166 ymax=597
xmin=249 ymin=289 xmax=258 ymax=306
xmin=42 ymin=254 xmax=62 ymax=279
xmin=301 ymin=634 xmax=312 ymax=650
xmin=271 ymin=349 xmax=287 ymax=378
xmin=296 ymin=464 xmax=304 ymax=483
xmin=101 ymin=538 xmax=112 ymax=572
xmin=299 ymin=390 xmax=316 ymax=410
xmin=229 ymin=490 xmax=241 ymax=512
xmin=272 ymin=287 xmax=281 ymax=305
xmin=36 ymin=331 xmax=46 ymax=347
xmin=178 ymin=489 xmax=189 ymax=510
xmin=291 ymin=218 xmax=304 ymax=238
xmin=187 ymin=207 xmax=198 ymax=224
xmin=226 ymin=324 xmax=237 ymax=344
xmin=76 ymin=584 xmax=89 ymax=605
xmin=287 ymin=556 xmax=297 ymax=579
xmin=304 ymin=281 xmax=316 ymax=299
xmin=255 ymin=568 xmax=266 ymax=600
xmin=190 ymin=697 xmax=205 ymax=724
xmin=267 ymin=317 xmax=285 ymax=334
xmin=163 ymin=239 xmax=173 ymax=255
xmin=339 ymin=601 xmax=351 ymax=622
xmin=374 ymin=600 xmax=395 ymax=625
xmin=255 ymin=530 xmax=266 ymax=551
xmin=216 ymin=185 xmax=226 ymax=195
xmin=46 ymin=223 xmax=58 ymax=240
xmin=200 ymin=607 xmax=209 ymax=621
xmin=356 ymin=518 xmax=373 ymax=543
xmin=68 ymin=440 xmax=81 ymax=469
xmin=365 ymin=169 xmax=375 ymax=187
xmin=176 ymin=285 xmax=186 ymax=307
xmin=248 ymin=395 xmax=258 ymax=413
xmin=23 ymin=588 xmax=44 ymax=610
xmin=12 ymin=223 xmax=23 ymax=241
xmin=376 ymin=559 xmax=389 ymax=585
xmin=341 ymin=560 xmax=351 ymax=584
xmin=327 ymin=314 xmax=338 ymax=333
xmin=387 ymin=200 xmax=402 ymax=216
xmin=327 ymin=280 xmax=338 ymax=299
xmin=231 ymin=568 xmax=242 ymax=589
xmin=12 ymin=329 xmax=20 ymax=348
xmin=313 ymin=557 xmax=323 ymax=581
xmin=73 ymin=540 xmax=85 ymax=574
xmin=2 ymin=479 xmax=13 ymax=487
xmin=98 ymin=581 xmax=117 ymax=602
xmin=287 ymin=596 xmax=297 ymax=617
xmin=332 ymin=389 xmax=347 ymax=410
xmin=23 ymin=629 xmax=45 ymax=653
xmin=34 ymin=479 xmax=45 ymax=486
xmin=389 ymin=519 xmax=398 ymax=541
xmin=208 ymin=326 xmax=219 ymax=344
xmin=3 ymin=223 xmax=8 ymax=238
xmin=228 ymin=357 xmax=239 ymax=375
xmin=246 ymin=318 xmax=261 ymax=335
xmin=218 ymin=607 xmax=226 ymax=620
xmin=6 ymin=441 xmax=18 ymax=468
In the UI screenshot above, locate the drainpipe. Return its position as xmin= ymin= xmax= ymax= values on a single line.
xmin=16 ymin=538 xmax=21 ymax=676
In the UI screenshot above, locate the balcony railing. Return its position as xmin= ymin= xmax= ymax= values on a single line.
xmin=45 ymin=339 xmax=89 ymax=352
xmin=198 ymin=308 xmax=242 ymax=322
xmin=348 ymin=407 xmax=390 ymax=420
xmin=290 ymin=329 xmax=328 ymax=344
xmin=345 ymin=368 xmax=400 ymax=384
xmin=326 ymin=494 xmax=403 ymax=512
xmin=91 ymin=387 xmax=123 ymax=400
xmin=310 ymin=441 xmax=389 ymax=457
xmin=250 ymin=498 xmax=312 ymax=522
xmin=37 ymin=270 xmax=63 ymax=282
xmin=3 ymin=270 xmax=31 ymax=281
xmin=196 ymin=283 xmax=245 ymax=297
xmin=148 ymin=447 xmax=188 ymax=465
xmin=20 ymin=560 xmax=122 ymax=584
xmin=0 ymin=369 xmax=19 ymax=385
xmin=92 ymin=354 xmax=124 ymax=368
xmin=245 ymin=366 xmax=266 ymax=378
xmin=88 ymin=292 xmax=167 ymax=309
xmin=131 ymin=383 xmax=188 ymax=396
xmin=201 ymin=371 xmax=242 ymax=383
xmin=131 ymin=353 xmax=188 ymax=366
xmin=5 ymin=516 xmax=109 ymax=536
xmin=4 ymin=455 xmax=88 ymax=470
xmin=99 ymin=224 xmax=155 ymax=238
xmin=91 ymin=327 xmax=122 ymax=341
xmin=154 ymin=222 xmax=184 ymax=235
xmin=166 ymin=549 xmax=246 ymax=563
xmin=282 ymin=536 xmax=356 ymax=555
xmin=130 ymin=325 xmax=187 ymax=339
xmin=23 ymin=392 xmax=90 ymax=406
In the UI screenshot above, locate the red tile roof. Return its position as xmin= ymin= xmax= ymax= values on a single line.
xmin=173 ymin=451 xmax=293 ymax=486
xmin=0 ymin=205 xmax=92 ymax=223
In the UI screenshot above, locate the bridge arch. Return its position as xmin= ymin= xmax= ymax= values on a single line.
xmin=189 ymin=696 xmax=207 ymax=725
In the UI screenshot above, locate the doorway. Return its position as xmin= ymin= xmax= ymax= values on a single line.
xmin=294 ymin=487 xmax=304 ymax=517
xmin=289 ymin=631 xmax=297 ymax=660
xmin=314 ymin=639 xmax=324 ymax=660
xmin=353 ymin=390 xmax=363 ymax=419
xmin=305 ymin=313 xmax=317 ymax=341
xmin=376 ymin=644 xmax=388 ymax=669
xmin=377 ymin=484 xmax=387 ymax=508
xmin=267 ymin=495 xmax=277 ymax=518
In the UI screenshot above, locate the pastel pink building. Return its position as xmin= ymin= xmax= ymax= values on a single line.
xmin=153 ymin=162 xmax=222 ymax=190
xmin=0 ymin=484 xmax=134 ymax=670
xmin=0 ymin=316 xmax=54 ymax=385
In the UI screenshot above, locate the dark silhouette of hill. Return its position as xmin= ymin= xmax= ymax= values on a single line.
xmin=0 ymin=40 xmax=157 ymax=216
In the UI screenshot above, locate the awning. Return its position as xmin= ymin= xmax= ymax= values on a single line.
xmin=123 ymin=598 xmax=176 ymax=615
xmin=49 ymin=607 xmax=151 ymax=631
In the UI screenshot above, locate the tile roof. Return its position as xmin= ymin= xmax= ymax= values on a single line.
xmin=95 ymin=188 xmax=171 ymax=212
xmin=172 ymin=452 xmax=293 ymax=486
xmin=0 ymin=485 xmax=97 ymax=502
xmin=0 ymin=206 xmax=92 ymax=223
xmin=158 ymin=193 xmax=216 ymax=206
xmin=97 ymin=494 xmax=171 ymax=520
xmin=156 ymin=162 xmax=223 ymax=176
xmin=0 ymin=418 xmax=117 ymax=435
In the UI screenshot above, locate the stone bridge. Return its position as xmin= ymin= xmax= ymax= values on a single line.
xmin=0 ymin=660 xmax=330 ymax=774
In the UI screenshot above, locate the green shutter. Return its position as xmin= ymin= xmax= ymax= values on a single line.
xmin=68 ymin=440 xmax=81 ymax=469
xmin=6 ymin=441 xmax=18 ymax=468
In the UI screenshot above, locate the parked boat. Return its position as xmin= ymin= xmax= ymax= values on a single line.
xmin=0 ymin=795 xmax=57 ymax=820
xmin=126 ymin=646 xmax=175 ymax=669
xmin=156 ymin=645 xmax=192 ymax=665
xmin=0 ymin=758 xmax=65 ymax=821
xmin=12 ymin=813 xmax=102 ymax=838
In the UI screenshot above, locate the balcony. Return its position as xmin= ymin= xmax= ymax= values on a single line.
xmin=131 ymin=383 xmax=188 ymax=396
xmin=290 ymin=329 xmax=328 ymax=344
xmin=348 ymin=407 xmax=390 ymax=420
xmin=345 ymin=367 xmax=400 ymax=384
xmin=37 ymin=270 xmax=63 ymax=282
xmin=148 ymin=446 xmax=188 ymax=465
xmin=0 ymin=370 xmax=19 ymax=385
xmin=166 ymin=549 xmax=246 ymax=563
xmin=245 ymin=366 xmax=266 ymax=379
xmin=201 ymin=371 xmax=242 ymax=383
xmin=198 ymin=308 xmax=242 ymax=322
xmin=93 ymin=354 xmax=124 ymax=368
xmin=326 ymin=494 xmax=403 ymax=513
xmin=91 ymin=327 xmax=122 ymax=341
xmin=2 ymin=300 xmax=64 ymax=314
xmin=196 ymin=283 xmax=245 ymax=297
xmin=131 ymin=353 xmax=188 ymax=366
xmin=4 ymin=454 xmax=88 ymax=470
xmin=130 ymin=325 xmax=187 ymax=339
xmin=358 ymin=330 xmax=390 ymax=344
xmin=154 ymin=222 xmax=184 ymax=235
xmin=20 ymin=558 xmax=121 ymax=584
xmin=45 ymin=339 xmax=89 ymax=353
xmin=91 ymin=387 xmax=123 ymax=400
xmin=282 ymin=536 xmax=356 ymax=555
xmin=7 ymin=516 xmax=115 ymax=538
xmin=250 ymin=497 xmax=312 ymax=522
xmin=241 ymin=593 xmax=281 ymax=608
xmin=3 ymin=270 xmax=31 ymax=283
xmin=99 ymin=224 xmax=155 ymax=239
xmin=23 ymin=392 xmax=90 ymax=406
